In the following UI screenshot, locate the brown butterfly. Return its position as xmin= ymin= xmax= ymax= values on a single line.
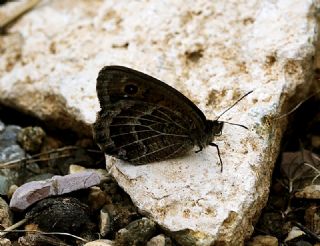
xmin=93 ymin=66 xmax=251 ymax=171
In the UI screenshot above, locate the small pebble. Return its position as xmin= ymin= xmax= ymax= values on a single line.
xmin=0 ymin=125 xmax=21 ymax=147
xmin=84 ymin=239 xmax=114 ymax=246
xmin=100 ymin=206 xmax=111 ymax=237
xmin=0 ymin=175 xmax=10 ymax=195
xmin=0 ymin=121 xmax=5 ymax=132
xmin=17 ymin=126 xmax=46 ymax=153
xmin=7 ymin=184 xmax=18 ymax=199
xmin=295 ymin=185 xmax=320 ymax=199
xmin=147 ymin=234 xmax=166 ymax=246
xmin=69 ymin=164 xmax=87 ymax=173
xmin=115 ymin=218 xmax=157 ymax=246
xmin=247 ymin=235 xmax=278 ymax=246
xmin=0 ymin=238 xmax=11 ymax=246
xmin=0 ymin=197 xmax=12 ymax=228
xmin=0 ymin=144 xmax=25 ymax=163
xmin=88 ymin=186 xmax=107 ymax=211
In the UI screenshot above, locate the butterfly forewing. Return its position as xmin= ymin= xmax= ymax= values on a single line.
xmin=93 ymin=66 xmax=208 ymax=164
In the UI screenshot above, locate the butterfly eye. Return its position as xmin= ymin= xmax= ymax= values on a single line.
xmin=124 ymin=84 xmax=138 ymax=95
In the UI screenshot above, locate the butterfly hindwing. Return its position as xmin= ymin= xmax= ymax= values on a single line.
xmin=94 ymin=100 xmax=194 ymax=164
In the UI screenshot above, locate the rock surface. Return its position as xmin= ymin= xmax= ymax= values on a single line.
xmin=0 ymin=0 xmax=318 ymax=245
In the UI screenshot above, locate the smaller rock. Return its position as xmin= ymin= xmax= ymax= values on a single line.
xmin=284 ymin=226 xmax=306 ymax=242
xmin=84 ymin=239 xmax=114 ymax=246
xmin=0 ymin=121 xmax=4 ymax=132
xmin=0 ymin=238 xmax=11 ymax=246
xmin=247 ymin=235 xmax=278 ymax=246
xmin=7 ymin=184 xmax=18 ymax=199
xmin=88 ymin=186 xmax=107 ymax=211
xmin=69 ymin=164 xmax=87 ymax=173
xmin=0 ymin=144 xmax=25 ymax=195
xmin=17 ymin=126 xmax=46 ymax=153
xmin=100 ymin=206 xmax=111 ymax=237
xmin=295 ymin=185 xmax=320 ymax=199
xmin=0 ymin=175 xmax=10 ymax=195
xmin=147 ymin=234 xmax=172 ymax=246
xmin=10 ymin=171 xmax=101 ymax=210
xmin=0 ymin=197 xmax=12 ymax=228
xmin=305 ymin=205 xmax=320 ymax=235
xmin=0 ymin=144 xmax=25 ymax=163
xmin=115 ymin=218 xmax=157 ymax=246
xmin=0 ymin=125 xmax=21 ymax=147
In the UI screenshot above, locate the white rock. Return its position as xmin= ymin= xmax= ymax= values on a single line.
xmin=84 ymin=240 xmax=113 ymax=246
xmin=147 ymin=234 xmax=166 ymax=246
xmin=284 ymin=226 xmax=305 ymax=242
xmin=0 ymin=0 xmax=317 ymax=245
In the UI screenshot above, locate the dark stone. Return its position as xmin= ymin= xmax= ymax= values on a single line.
xmin=0 ymin=125 xmax=21 ymax=148
xmin=0 ymin=144 xmax=25 ymax=163
xmin=115 ymin=218 xmax=157 ymax=246
xmin=26 ymin=197 xmax=95 ymax=234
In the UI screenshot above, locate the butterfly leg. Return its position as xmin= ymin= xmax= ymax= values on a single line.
xmin=209 ymin=143 xmax=223 ymax=172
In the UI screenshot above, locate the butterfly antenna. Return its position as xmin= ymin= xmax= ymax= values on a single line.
xmin=222 ymin=121 xmax=248 ymax=129
xmin=216 ymin=90 xmax=253 ymax=121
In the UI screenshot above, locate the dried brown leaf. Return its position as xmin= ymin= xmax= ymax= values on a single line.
xmin=281 ymin=150 xmax=320 ymax=192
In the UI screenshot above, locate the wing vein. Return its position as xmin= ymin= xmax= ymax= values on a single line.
xmin=114 ymin=115 xmax=162 ymax=123
xmin=110 ymin=124 xmax=189 ymax=138
xmin=130 ymin=142 xmax=184 ymax=162
xmin=107 ymin=109 xmax=173 ymax=124
xmin=155 ymin=109 xmax=188 ymax=130
xmin=110 ymin=129 xmax=154 ymax=137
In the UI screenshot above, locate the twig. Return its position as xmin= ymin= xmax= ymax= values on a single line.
xmin=276 ymin=89 xmax=320 ymax=120
xmin=0 ymin=146 xmax=80 ymax=169
xmin=0 ymin=0 xmax=40 ymax=31
xmin=0 ymin=229 xmax=88 ymax=242
xmin=0 ymin=218 xmax=28 ymax=237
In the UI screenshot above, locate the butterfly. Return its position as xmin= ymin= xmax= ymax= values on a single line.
xmin=93 ymin=66 xmax=251 ymax=171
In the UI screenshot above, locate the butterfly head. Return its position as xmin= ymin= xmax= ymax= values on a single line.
xmin=205 ymin=120 xmax=224 ymax=144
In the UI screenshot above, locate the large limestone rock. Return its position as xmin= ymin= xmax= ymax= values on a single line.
xmin=0 ymin=0 xmax=318 ymax=245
